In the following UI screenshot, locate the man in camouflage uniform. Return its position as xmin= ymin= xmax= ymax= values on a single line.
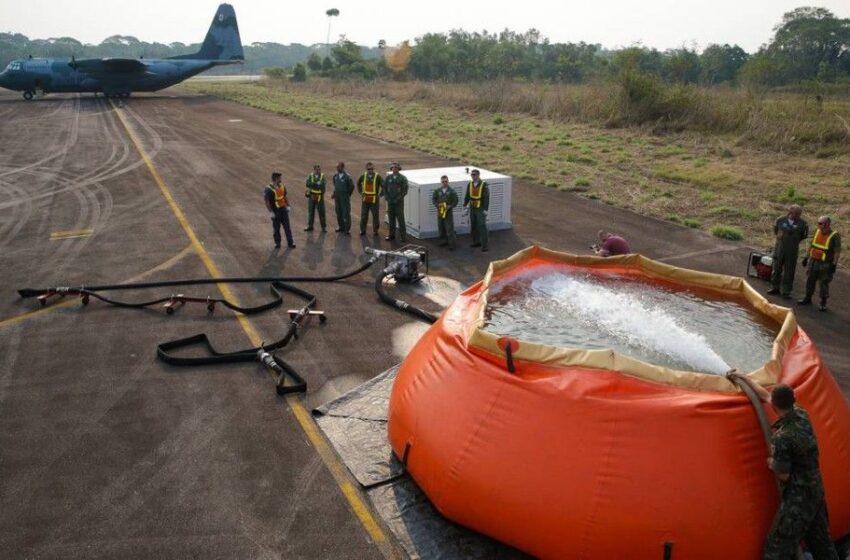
xmin=768 ymin=204 xmax=809 ymax=299
xmin=432 ymin=175 xmax=458 ymax=250
xmin=304 ymin=164 xmax=326 ymax=232
xmin=728 ymin=374 xmax=838 ymax=560
xmin=383 ymin=162 xmax=408 ymax=242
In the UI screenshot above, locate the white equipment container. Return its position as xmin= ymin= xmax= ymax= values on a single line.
xmin=398 ymin=166 xmax=512 ymax=239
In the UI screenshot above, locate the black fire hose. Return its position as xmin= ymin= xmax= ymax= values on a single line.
xmin=17 ymin=257 xmax=378 ymax=300
xmin=26 ymin=283 xmax=288 ymax=315
xmin=375 ymin=269 xmax=438 ymax=325
xmin=156 ymin=282 xmax=316 ymax=394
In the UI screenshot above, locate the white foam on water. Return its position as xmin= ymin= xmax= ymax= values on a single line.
xmin=529 ymin=273 xmax=732 ymax=374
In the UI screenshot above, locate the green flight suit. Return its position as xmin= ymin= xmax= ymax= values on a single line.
xmin=463 ymin=180 xmax=490 ymax=249
xmin=305 ymin=172 xmax=326 ymax=231
xmin=432 ymin=185 xmax=458 ymax=249
xmin=357 ymin=172 xmax=383 ymax=235
xmin=803 ymin=231 xmax=841 ymax=307
xmin=383 ymin=172 xmax=408 ymax=241
xmin=771 ymin=215 xmax=809 ymax=297
xmin=763 ymin=407 xmax=838 ymax=560
xmin=332 ymin=171 xmax=355 ymax=233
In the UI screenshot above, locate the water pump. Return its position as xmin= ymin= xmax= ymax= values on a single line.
xmin=365 ymin=245 xmax=428 ymax=283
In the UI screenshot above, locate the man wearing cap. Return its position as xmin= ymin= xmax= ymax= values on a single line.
xmin=304 ymin=164 xmax=327 ymax=232
xmin=799 ymin=216 xmax=841 ymax=311
xmin=768 ymin=204 xmax=809 ymax=299
xmin=331 ymin=161 xmax=355 ymax=234
xmin=463 ymin=169 xmax=490 ymax=252
xmin=264 ymin=171 xmax=295 ymax=249
xmin=432 ymin=175 xmax=458 ymax=250
xmin=357 ymin=162 xmax=383 ymax=236
xmin=383 ymin=162 xmax=408 ymax=242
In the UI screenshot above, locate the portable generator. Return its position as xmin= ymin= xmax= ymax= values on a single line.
xmin=747 ymin=252 xmax=773 ymax=282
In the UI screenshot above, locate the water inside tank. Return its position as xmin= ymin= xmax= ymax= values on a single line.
xmin=484 ymin=266 xmax=779 ymax=375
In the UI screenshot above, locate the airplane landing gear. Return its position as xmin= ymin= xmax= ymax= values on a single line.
xmin=22 ymin=90 xmax=34 ymax=101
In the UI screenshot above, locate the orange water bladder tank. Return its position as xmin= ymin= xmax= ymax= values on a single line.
xmin=387 ymin=246 xmax=850 ymax=559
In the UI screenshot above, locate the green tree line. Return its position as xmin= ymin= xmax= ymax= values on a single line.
xmin=0 ymin=32 xmax=381 ymax=75
xmin=2 ymin=6 xmax=848 ymax=85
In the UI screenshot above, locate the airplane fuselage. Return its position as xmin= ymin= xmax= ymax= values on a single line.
xmin=0 ymin=58 xmax=225 ymax=97
xmin=0 ymin=3 xmax=243 ymax=100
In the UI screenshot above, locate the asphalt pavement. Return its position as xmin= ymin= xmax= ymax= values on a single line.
xmin=0 ymin=89 xmax=847 ymax=559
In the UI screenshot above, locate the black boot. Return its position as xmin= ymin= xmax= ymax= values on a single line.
xmin=797 ymin=296 xmax=812 ymax=305
xmin=819 ymin=298 xmax=827 ymax=312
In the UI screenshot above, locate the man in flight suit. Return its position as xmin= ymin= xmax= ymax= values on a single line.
xmin=383 ymin=162 xmax=408 ymax=242
xmin=304 ymin=164 xmax=326 ymax=232
xmin=331 ymin=161 xmax=355 ymax=234
xmin=357 ymin=162 xmax=383 ymax=236
xmin=432 ymin=175 xmax=458 ymax=250
xmin=463 ymin=169 xmax=490 ymax=252
xmin=767 ymin=204 xmax=809 ymax=299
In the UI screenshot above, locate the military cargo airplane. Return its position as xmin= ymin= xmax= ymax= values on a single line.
xmin=0 ymin=3 xmax=243 ymax=100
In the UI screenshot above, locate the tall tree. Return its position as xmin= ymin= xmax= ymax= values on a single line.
xmin=700 ymin=44 xmax=748 ymax=84
xmin=767 ymin=7 xmax=850 ymax=82
xmin=662 ymin=48 xmax=701 ymax=83
xmin=307 ymin=52 xmax=322 ymax=71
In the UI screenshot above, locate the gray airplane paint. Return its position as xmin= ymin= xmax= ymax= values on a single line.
xmin=0 ymin=3 xmax=243 ymax=100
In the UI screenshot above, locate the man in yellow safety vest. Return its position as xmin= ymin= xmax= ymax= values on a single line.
xmin=432 ymin=175 xmax=458 ymax=250
xmin=463 ymin=169 xmax=490 ymax=252
xmin=304 ymin=164 xmax=326 ymax=232
xmin=799 ymin=216 xmax=841 ymax=311
xmin=357 ymin=162 xmax=383 ymax=236
xmin=264 ymin=172 xmax=295 ymax=249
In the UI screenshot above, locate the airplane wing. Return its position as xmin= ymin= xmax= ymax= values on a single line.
xmin=71 ymin=58 xmax=148 ymax=76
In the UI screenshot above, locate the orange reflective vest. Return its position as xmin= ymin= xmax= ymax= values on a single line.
xmin=468 ymin=181 xmax=485 ymax=209
xmin=362 ymin=174 xmax=378 ymax=204
xmin=809 ymin=229 xmax=837 ymax=261
xmin=267 ymin=184 xmax=288 ymax=209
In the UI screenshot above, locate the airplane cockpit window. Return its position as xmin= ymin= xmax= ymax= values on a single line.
xmin=5 ymin=62 xmax=23 ymax=72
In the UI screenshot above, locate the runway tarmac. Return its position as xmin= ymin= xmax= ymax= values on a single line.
xmin=1 ymin=89 xmax=847 ymax=559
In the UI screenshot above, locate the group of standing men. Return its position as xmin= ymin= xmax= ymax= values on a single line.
xmin=265 ymin=163 xmax=492 ymax=251
xmin=767 ymin=204 xmax=841 ymax=312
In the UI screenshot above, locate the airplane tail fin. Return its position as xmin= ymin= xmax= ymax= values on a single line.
xmin=169 ymin=3 xmax=244 ymax=62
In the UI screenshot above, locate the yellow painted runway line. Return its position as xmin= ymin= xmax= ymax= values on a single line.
xmin=0 ymin=299 xmax=78 ymax=328
xmin=110 ymin=102 xmax=389 ymax=549
xmin=50 ymin=228 xmax=94 ymax=240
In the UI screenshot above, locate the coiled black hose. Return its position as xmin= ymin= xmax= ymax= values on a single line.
xmin=156 ymin=281 xmax=316 ymax=394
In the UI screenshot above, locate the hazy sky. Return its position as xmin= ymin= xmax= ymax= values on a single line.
xmin=4 ymin=1 xmax=849 ymax=52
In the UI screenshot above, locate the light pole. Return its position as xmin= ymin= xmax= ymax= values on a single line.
xmin=326 ymin=8 xmax=339 ymax=57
